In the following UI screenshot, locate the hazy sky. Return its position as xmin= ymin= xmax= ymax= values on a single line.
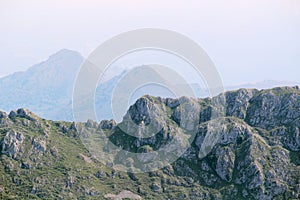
xmin=0 ymin=0 xmax=299 ymax=85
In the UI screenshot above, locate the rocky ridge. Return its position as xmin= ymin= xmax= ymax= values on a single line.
xmin=0 ymin=87 xmax=299 ymax=199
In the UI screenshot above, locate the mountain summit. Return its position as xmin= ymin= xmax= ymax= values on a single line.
xmin=0 ymin=49 xmax=84 ymax=120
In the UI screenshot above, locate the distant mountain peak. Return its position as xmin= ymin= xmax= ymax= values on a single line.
xmin=0 ymin=49 xmax=85 ymax=121
xmin=25 ymin=49 xmax=84 ymax=74
xmin=48 ymin=49 xmax=83 ymax=61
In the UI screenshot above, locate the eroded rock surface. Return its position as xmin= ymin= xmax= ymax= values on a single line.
xmin=1 ymin=130 xmax=24 ymax=158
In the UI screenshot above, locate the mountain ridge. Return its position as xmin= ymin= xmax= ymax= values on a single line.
xmin=0 ymin=86 xmax=299 ymax=199
xmin=0 ymin=49 xmax=299 ymax=122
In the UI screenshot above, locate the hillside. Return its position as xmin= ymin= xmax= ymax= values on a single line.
xmin=0 ymin=86 xmax=299 ymax=199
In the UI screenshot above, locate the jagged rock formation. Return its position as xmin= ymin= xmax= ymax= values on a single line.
xmin=1 ymin=130 xmax=24 ymax=159
xmin=0 ymin=86 xmax=299 ymax=199
xmin=99 ymin=119 xmax=117 ymax=130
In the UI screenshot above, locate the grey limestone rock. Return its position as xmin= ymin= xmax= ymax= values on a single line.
xmin=1 ymin=130 xmax=24 ymax=158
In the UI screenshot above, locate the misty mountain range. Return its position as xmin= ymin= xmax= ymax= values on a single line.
xmin=0 ymin=49 xmax=298 ymax=121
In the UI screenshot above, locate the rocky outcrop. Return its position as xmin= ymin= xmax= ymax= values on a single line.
xmin=214 ymin=146 xmax=235 ymax=182
xmin=225 ymin=88 xmax=258 ymax=119
xmin=127 ymin=95 xmax=164 ymax=126
xmin=1 ymin=130 xmax=24 ymax=158
xmin=85 ymin=119 xmax=98 ymax=129
xmin=0 ymin=111 xmax=8 ymax=118
xmin=9 ymin=108 xmax=38 ymax=121
xmin=0 ymin=111 xmax=12 ymax=126
xmin=172 ymin=97 xmax=200 ymax=131
xmin=32 ymin=138 xmax=47 ymax=153
xmin=246 ymin=87 xmax=300 ymax=129
xmin=191 ymin=115 xmax=296 ymax=199
xmin=99 ymin=119 xmax=116 ymax=130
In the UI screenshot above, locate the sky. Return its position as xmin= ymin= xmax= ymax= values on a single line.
xmin=0 ymin=0 xmax=299 ymax=85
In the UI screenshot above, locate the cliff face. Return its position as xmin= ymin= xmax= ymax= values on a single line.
xmin=0 ymin=87 xmax=299 ymax=199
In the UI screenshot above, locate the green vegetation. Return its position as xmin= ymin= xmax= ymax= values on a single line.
xmin=0 ymin=87 xmax=300 ymax=199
